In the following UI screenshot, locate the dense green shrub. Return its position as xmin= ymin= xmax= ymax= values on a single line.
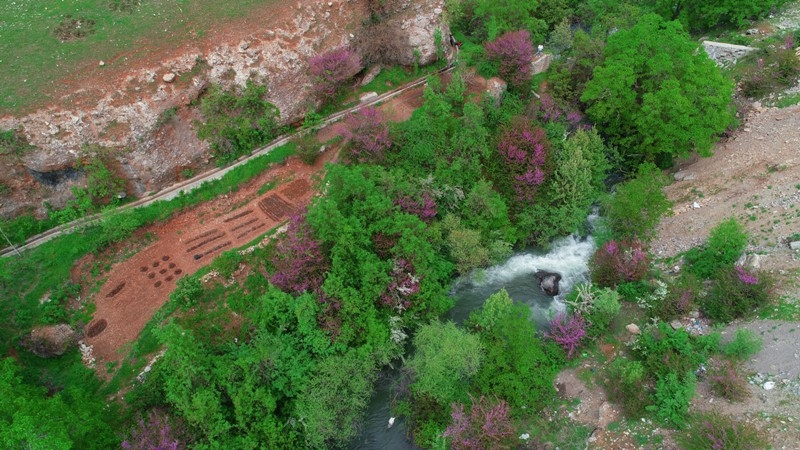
xmin=677 ymin=411 xmax=768 ymax=450
xmin=703 ymin=267 xmax=774 ymax=322
xmin=684 ymin=217 xmax=748 ymax=279
xmin=470 ymin=291 xmax=562 ymax=411
xmin=565 ymin=283 xmax=620 ymax=337
xmin=197 ymin=82 xmax=280 ymax=164
xmin=654 ymin=0 xmax=793 ymax=32
xmin=605 ymin=357 xmax=651 ymax=418
xmin=648 ymin=371 xmax=695 ymax=428
xmin=582 ymin=14 xmax=735 ymax=169
xmin=407 ymin=320 xmax=484 ymax=406
xmin=631 ymin=322 xmax=707 ymax=380
xmin=170 ymin=276 xmax=204 ymax=310
xmin=295 ymin=350 xmax=377 ymax=449
xmin=601 ymin=163 xmax=671 ymax=242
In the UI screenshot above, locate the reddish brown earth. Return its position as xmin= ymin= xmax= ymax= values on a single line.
xmin=82 ymin=147 xmax=334 ymax=365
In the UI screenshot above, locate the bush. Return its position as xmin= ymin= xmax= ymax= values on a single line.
xmin=545 ymin=313 xmax=587 ymax=358
xmin=602 ymin=163 xmax=671 ymax=242
xmin=408 ymin=321 xmax=484 ymax=405
xmin=495 ymin=119 xmax=550 ymax=205
xmin=581 ymin=14 xmax=735 ymax=168
xmin=605 ymin=358 xmax=651 ymax=418
xmin=484 ymin=30 xmax=534 ymax=88
xmin=566 ymin=283 xmax=620 ymax=338
xmin=684 ymin=217 xmax=748 ymax=279
xmin=342 ymin=106 xmax=392 ymax=164
xmin=268 ymin=213 xmax=329 ymax=295
xmin=651 ymin=274 xmax=702 ymax=321
xmin=721 ymin=328 xmax=762 ymax=361
xmin=648 ymin=372 xmax=695 ymax=428
xmin=471 ymin=295 xmax=562 ymax=411
xmin=197 ymin=82 xmax=281 ymax=164
xmin=708 ymin=360 xmax=750 ymax=402
xmin=677 ymin=411 xmax=768 ymax=450
xmin=308 ymin=47 xmax=362 ymax=102
xmin=703 ymin=267 xmax=774 ymax=323
xmin=590 ymin=239 xmax=650 ymax=288
xmin=170 ymin=276 xmax=204 ymax=310
xmin=443 ymin=395 xmax=515 ymax=450
xmin=631 ymin=322 xmax=707 ymax=382
xmin=122 ymin=410 xmax=185 ymax=450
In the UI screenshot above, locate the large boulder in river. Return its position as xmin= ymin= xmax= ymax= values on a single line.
xmin=535 ymin=270 xmax=562 ymax=296
xmin=25 ymin=324 xmax=80 ymax=358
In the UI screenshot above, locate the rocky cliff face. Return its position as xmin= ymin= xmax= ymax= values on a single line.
xmin=0 ymin=0 xmax=448 ymax=218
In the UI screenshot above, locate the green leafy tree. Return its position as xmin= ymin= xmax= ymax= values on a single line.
xmin=651 ymin=0 xmax=793 ymax=31
xmin=0 ymin=358 xmax=118 ymax=449
xmin=469 ymin=292 xmax=562 ymax=410
xmin=408 ymin=320 xmax=484 ymax=405
xmin=601 ymin=163 xmax=672 ymax=242
xmin=295 ymin=350 xmax=376 ymax=449
xmin=581 ymin=14 xmax=734 ymax=169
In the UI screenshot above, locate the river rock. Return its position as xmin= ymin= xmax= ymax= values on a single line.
xmin=25 ymin=324 xmax=80 ymax=358
xmin=535 ymin=270 xmax=562 ymax=296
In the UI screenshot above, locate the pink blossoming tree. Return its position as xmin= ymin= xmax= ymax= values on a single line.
xmin=484 ymin=30 xmax=534 ymax=88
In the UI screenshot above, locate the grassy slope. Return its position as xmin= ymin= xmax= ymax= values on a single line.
xmin=0 ymin=0 xmax=275 ymax=113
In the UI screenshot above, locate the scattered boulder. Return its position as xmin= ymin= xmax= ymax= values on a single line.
xmin=360 ymin=65 xmax=382 ymax=86
xmin=25 ymin=324 xmax=80 ymax=358
xmin=673 ymin=171 xmax=696 ymax=181
xmin=790 ymin=241 xmax=800 ymax=251
xmin=626 ymin=323 xmax=641 ymax=335
xmin=485 ymin=77 xmax=507 ymax=105
xmin=359 ymin=91 xmax=378 ymax=103
xmin=162 ymin=73 xmax=176 ymax=83
xmin=531 ymin=53 xmax=552 ymax=75
xmin=535 ymin=270 xmax=562 ymax=296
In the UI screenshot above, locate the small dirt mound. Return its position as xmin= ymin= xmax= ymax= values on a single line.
xmin=86 ymin=319 xmax=108 ymax=338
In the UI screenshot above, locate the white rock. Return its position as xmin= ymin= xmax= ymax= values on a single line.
xmin=98 ymin=60 xmax=105 ymax=67
xmin=359 ymin=91 xmax=378 ymax=103
xmin=626 ymin=323 xmax=641 ymax=335
xmin=692 ymin=201 xmax=701 ymax=209
xmin=162 ymin=73 xmax=176 ymax=83
xmin=790 ymin=241 xmax=800 ymax=251
xmin=519 ymin=433 xmax=530 ymax=440
xmin=763 ymin=381 xmax=776 ymax=390
xmin=387 ymin=417 xmax=395 ymax=428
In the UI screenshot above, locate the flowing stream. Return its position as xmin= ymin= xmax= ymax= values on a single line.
xmin=351 ymin=234 xmax=597 ymax=449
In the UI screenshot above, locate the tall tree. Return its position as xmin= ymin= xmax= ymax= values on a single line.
xmin=581 ymin=14 xmax=734 ymax=169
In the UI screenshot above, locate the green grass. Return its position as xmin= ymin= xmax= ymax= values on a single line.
xmin=360 ymin=66 xmax=419 ymax=95
xmin=0 ymin=0 xmax=277 ymax=113
xmin=772 ymin=92 xmax=800 ymax=108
